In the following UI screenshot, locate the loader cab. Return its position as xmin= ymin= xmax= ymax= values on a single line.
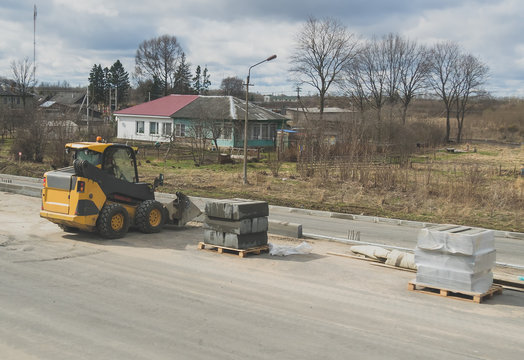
xmin=67 ymin=143 xmax=139 ymax=183
xmin=101 ymin=146 xmax=139 ymax=183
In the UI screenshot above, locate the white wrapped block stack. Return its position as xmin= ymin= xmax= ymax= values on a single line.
xmin=415 ymin=225 xmax=496 ymax=293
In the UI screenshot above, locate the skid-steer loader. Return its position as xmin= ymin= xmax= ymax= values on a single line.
xmin=40 ymin=139 xmax=201 ymax=239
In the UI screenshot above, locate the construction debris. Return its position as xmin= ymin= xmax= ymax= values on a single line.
xmin=350 ymin=245 xmax=390 ymax=261
xmin=349 ymin=245 xmax=416 ymax=270
xmin=269 ymin=241 xmax=312 ymax=256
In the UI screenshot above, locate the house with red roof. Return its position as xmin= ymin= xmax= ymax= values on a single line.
xmin=114 ymin=94 xmax=287 ymax=148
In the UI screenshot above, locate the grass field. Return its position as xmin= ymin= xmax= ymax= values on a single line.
xmin=136 ymin=142 xmax=523 ymax=232
xmin=1 ymin=139 xmax=522 ymax=232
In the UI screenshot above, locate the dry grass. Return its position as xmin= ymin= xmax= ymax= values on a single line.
xmin=141 ymin=143 xmax=523 ymax=232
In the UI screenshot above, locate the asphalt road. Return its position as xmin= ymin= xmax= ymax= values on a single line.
xmin=268 ymin=207 xmax=524 ymax=267
xmin=1 ymin=172 xmax=523 ymax=267
xmin=1 ymin=192 xmax=523 ymax=360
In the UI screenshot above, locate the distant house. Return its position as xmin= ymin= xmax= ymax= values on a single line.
xmin=263 ymin=94 xmax=298 ymax=103
xmin=43 ymin=90 xmax=103 ymax=123
xmin=0 ymin=81 xmax=34 ymax=110
xmin=284 ymin=107 xmax=356 ymax=143
xmin=114 ymin=95 xmax=287 ymax=148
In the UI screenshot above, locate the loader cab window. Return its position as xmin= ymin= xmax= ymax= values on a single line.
xmin=73 ymin=149 xmax=102 ymax=167
xmin=103 ymin=147 xmax=137 ymax=183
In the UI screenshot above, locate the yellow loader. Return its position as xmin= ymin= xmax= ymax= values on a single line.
xmin=40 ymin=139 xmax=201 ymax=239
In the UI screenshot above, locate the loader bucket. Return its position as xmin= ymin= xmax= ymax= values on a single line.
xmin=163 ymin=192 xmax=202 ymax=226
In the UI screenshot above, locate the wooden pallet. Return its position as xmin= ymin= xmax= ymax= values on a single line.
xmin=408 ymin=281 xmax=503 ymax=303
xmin=198 ymin=242 xmax=269 ymax=258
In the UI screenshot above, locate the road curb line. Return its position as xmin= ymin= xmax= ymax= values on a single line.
xmin=1 ymin=174 xmax=523 ymax=240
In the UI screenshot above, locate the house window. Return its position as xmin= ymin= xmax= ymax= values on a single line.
xmin=262 ymin=124 xmax=269 ymax=140
xmin=136 ymin=121 xmax=145 ymax=134
xmin=175 ymin=123 xmax=185 ymax=137
xmin=162 ymin=123 xmax=172 ymax=136
xmin=221 ymin=123 xmax=232 ymax=140
xmin=249 ymin=123 xmax=276 ymax=140
xmin=250 ymin=124 xmax=260 ymax=140
xmin=150 ymin=121 xmax=158 ymax=135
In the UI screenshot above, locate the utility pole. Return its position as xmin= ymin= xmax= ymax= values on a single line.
xmin=242 ymin=55 xmax=277 ymax=185
xmin=33 ymin=4 xmax=37 ymax=84
xmin=86 ymin=88 xmax=90 ymax=135
xmin=296 ymin=86 xmax=301 ymax=111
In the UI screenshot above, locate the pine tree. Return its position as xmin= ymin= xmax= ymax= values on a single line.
xmin=108 ymin=60 xmax=130 ymax=108
xmin=88 ymin=64 xmax=106 ymax=104
xmin=202 ymin=66 xmax=211 ymax=95
xmin=192 ymin=65 xmax=202 ymax=94
xmin=103 ymin=66 xmax=111 ymax=106
xmin=173 ymin=53 xmax=193 ymax=94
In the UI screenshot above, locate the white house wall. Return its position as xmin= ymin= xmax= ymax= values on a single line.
xmin=116 ymin=115 xmax=173 ymax=142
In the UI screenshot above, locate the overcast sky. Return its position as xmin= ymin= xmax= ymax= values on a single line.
xmin=1 ymin=0 xmax=524 ymax=97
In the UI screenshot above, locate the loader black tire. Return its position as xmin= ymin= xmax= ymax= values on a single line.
xmin=73 ymin=159 xmax=86 ymax=177
xmin=97 ymin=203 xmax=130 ymax=239
xmin=136 ymin=200 xmax=165 ymax=233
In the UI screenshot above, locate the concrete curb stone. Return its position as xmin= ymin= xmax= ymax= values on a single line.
xmin=1 ymin=174 xmax=523 ymax=240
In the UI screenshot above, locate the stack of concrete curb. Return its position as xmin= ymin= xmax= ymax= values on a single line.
xmin=415 ymin=225 xmax=496 ymax=293
xmin=203 ymin=199 xmax=269 ymax=249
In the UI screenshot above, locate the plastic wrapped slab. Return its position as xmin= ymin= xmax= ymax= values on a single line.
xmin=416 ymin=265 xmax=493 ymax=293
xmin=415 ymin=248 xmax=496 ymax=273
xmin=417 ymin=226 xmax=494 ymax=255
xmin=203 ymin=216 xmax=268 ymax=235
xmin=203 ymin=229 xmax=268 ymax=249
xmin=205 ymin=199 xmax=269 ymax=220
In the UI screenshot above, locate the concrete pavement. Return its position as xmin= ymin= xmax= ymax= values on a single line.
xmin=0 ymin=192 xmax=523 ymax=360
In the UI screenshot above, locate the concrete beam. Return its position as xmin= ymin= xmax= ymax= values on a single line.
xmin=268 ymin=220 xmax=303 ymax=238
xmin=203 ymin=216 xmax=268 ymax=235
xmin=205 ymin=199 xmax=269 ymax=220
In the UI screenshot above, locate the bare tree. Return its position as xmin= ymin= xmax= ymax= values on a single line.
xmin=290 ymin=17 xmax=359 ymax=114
xmin=187 ymin=118 xmax=208 ymax=166
xmin=426 ymin=41 xmax=462 ymax=142
xmin=383 ymin=33 xmax=403 ymax=108
xmin=220 ymin=77 xmax=244 ymax=98
xmin=46 ymin=109 xmax=80 ymax=167
xmin=343 ymin=63 xmax=369 ymax=116
xmin=454 ymin=54 xmax=489 ymax=142
xmin=354 ymin=38 xmax=388 ymax=141
xmin=11 ymin=57 xmax=36 ymax=107
xmin=135 ymin=35 xmax=183 ymax=96
xmin=396 ymin=37 xmax=431 ymax=125
xmin=11 ymin=108 xmax=47 ymax=162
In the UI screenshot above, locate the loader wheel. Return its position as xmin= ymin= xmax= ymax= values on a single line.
xmin=136 ymin=200 xmax=165 ymax=233
xmin=97 ymin=203 xmax=130 ymax=239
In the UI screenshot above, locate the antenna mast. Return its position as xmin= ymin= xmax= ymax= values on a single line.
xmin=33 ymin=4 xmax=37 ymax=84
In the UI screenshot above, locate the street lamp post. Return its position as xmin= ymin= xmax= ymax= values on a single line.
xmin=243 ymin=54 xmax=277 ymax=185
